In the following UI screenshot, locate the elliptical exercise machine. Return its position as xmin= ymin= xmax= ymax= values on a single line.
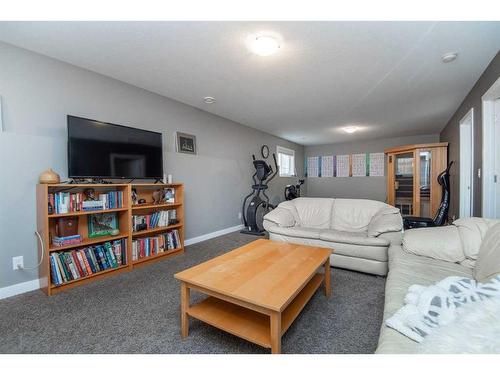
xmin=241 ymin=153 xmax=278 ymax=236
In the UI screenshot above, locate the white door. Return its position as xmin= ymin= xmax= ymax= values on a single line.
xmin=494 ymin=98 xmax=500 ymax=217
xmin=482 ymin=78 xmax=500 ymax=219
xmin=459 ymin=109 xmax=473 ymax=218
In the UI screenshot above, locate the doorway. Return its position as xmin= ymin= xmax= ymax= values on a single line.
xmin=460 ymin=109 xmax=474 ymax=218
xmin=482 ymin=77 xmax=500 ymax=219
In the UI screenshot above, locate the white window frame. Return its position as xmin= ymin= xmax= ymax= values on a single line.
xmin=276 ymin=146 xmax=295 ymax=177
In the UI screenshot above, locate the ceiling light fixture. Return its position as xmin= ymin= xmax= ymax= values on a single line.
xmin=441 ymin=52 xmax=458 ymax=63
xmin=248 ymin=35 xmax=281 ymax=56
xmin=342 ymin=126 xmax=359 ymax=134
xmin=203 ymin=96 xmax=216 ymax=104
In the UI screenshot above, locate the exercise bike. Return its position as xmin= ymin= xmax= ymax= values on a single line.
xmin=241 ymin=153 xmax=278 ymax=236
xmin=284 ymin=179 xmax=305 ymax=200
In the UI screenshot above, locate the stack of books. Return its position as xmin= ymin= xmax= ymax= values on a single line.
xmin=49 ymin=190 xmax=123 ymax=214
xmin=132 ymin=210 xmax=177 ymax=232
xmin=82 ymin=200 xmax=105 ymax=211
xmin=132 ymin=230 xmax=181 ymax=260
xmin=52 ymin=234 xmax=83 ymax=247
xmin=49 ymin=239 xmax=127 ymax=286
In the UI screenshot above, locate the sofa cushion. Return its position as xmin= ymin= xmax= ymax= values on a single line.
xmin=330 ymin=199 xmax=389 ymax=232
xmin=268 ymin=232 xmax=389 ymax=262
xmin=268 ymin=225 xmax=322 ymax=239
xmin=402 ymin=226 xmax=465 ymax=263
xmin=292 ymin=198 xmax=334 ymax=229
xmin=474 ymin=222 xmax=500 ymax=282
xmin=319 ymin=229 xmax=389 ymax=247
xmin=328 ymin=241 xmax=389 ymax=262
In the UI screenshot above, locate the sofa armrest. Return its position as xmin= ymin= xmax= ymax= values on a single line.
xmin=402 ymin=226 xmax=465 ymax=263
xmin=368 ymin=210 xmax=403 ymax=237
xmin=379 ymin=231 xmax=403 ymax=246
xmin=263 ymin=207 xmax=296 ymax=231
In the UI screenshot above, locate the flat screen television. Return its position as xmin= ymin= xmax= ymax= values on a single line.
xmin=68 ymin=115 xmax=163 ymax=179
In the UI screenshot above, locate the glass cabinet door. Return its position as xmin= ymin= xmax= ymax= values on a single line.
xmin=394 ymin=152 xmax=414 ymax=216
xmin=418 ymin=151 xmax=432 ymax=218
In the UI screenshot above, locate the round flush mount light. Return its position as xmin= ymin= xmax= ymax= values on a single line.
xmin=441 ymin=52 xmax=458 ymax=63
xmin=342 ymin=126 xmax=359 ymax=134
xmin=203 ymin=96 xmax=216 ymax=104
xmin=248 ymin=35 xmax=281 ymax=56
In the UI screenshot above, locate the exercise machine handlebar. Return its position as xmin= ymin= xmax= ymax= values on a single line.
xmin=266 ymin=153 xmax=279 ymax=184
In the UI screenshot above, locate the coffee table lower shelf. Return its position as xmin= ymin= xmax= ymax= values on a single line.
xmin=187 ymin=273 xmax=324 ymax=349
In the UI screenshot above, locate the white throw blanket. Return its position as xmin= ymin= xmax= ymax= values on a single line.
xmin=417 ymin=297 xmax=500 ymax=353
xmin=386 ymin=275 xmax=500 ymax=342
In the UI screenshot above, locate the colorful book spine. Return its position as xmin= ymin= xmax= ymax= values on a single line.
xmin=50 ymin=255 xmax=61 ymax=286
xmin=131 ymin=230 xmax=181 ymax=261
xmin=49 ymin=240 xmax=126 ymax=286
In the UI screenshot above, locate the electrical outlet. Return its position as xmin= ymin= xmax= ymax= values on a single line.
xmin=12 ymin=256 xmax=23 ymax=270
xmin=238 ymin=212 xmax=242 ymax=220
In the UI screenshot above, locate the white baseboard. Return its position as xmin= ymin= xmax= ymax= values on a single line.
xmin=184 ymin=224 xmax=244 ymax=246
xmin=0 ymin=278 xmax=41 ymax=300
xmin=0 ymin=224 xmax=244 ymax=300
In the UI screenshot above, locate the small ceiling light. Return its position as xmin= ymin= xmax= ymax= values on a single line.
xmin=248 ymin=35 xmax=281 ymax=56
xmin=342 ymin=126 xmax=359 ymax=134
xmin=441 ymin=52 xmax=458 ymax=63
xmin=203 ymin=96 xmax=216 ymax=104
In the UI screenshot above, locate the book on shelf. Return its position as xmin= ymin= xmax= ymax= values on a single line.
xmin=49 ymin=190 xmax=123 ymax=214
xmin=132 ymin=229 xmax=181 ymax=261
xmin=82 ymin=200 xmax=105 ymax=211
xmin=132 ymin=210 xmax=177 ymax=232
xmin=50 ymin=238 xmax=127 ymax=286
xmin=52 ymin=234 xmax=83 ymax=247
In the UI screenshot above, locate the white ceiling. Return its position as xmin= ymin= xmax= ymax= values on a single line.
xmin=0 ymin=21 xmax=499 ymax=145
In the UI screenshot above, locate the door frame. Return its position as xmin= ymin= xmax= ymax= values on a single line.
xmin=482 ymin=77 xmax=500 ymax=218
xmin=459 ymin=108 xmax=474 ymax=218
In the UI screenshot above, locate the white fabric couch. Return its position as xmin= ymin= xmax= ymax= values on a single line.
xmin=262 ymin=198 xmax=403 ymax=276
xmin=376 ymin=218 xmax=500 ymax=353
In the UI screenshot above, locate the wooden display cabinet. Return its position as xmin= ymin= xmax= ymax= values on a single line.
xmin=385 ymin=143 xmax=448 ymax=218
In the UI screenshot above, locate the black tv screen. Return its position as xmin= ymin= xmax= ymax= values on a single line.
xmin=68 ymin=115 xmax=163 ymax=179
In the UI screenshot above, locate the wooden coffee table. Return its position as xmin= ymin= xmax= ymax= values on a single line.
xmin=174 ymin=239 xmax=332 ymax=354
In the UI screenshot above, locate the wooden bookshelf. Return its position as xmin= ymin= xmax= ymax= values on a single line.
xmin=132 ymin=202 xmax=181 ymax=211
xmin=49 ymin=207 xmax=129 ymax=218
xmin=36 ymin=182 xmax=184 ymax=295
xmin=48 ymin=233 xmax=130 ymax=252
xmin=132 ymin=247 xmax=183 ymax=266
xmin=132 ymin=223 xmax=183 ymax=237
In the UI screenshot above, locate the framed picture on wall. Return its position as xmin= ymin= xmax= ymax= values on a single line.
xmin=176 ymin=132 xmax=197 ymax=155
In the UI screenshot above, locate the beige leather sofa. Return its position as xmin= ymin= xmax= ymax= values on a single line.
xmin=376 ymin=217 xmax=500 ymax=353
xmin=263 ymin=198 xmax=403 ymax=276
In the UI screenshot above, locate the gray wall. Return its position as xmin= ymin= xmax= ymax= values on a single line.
xmin=440 ymin=51 xmax=500 ymax=219
xmin=304 ymin=134 xmax=439 ymax=201
xmin=0 ymin=42 xmax=304 ymax=289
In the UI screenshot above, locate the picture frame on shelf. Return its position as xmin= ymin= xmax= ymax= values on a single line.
xmin=176 ymin=132 xmax=197 ymax=155
xmin=88 ymin=212 xmax=119 ymax=238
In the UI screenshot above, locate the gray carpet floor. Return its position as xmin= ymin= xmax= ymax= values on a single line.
xmin=0 ymin=232 xmax=386 ymax=354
